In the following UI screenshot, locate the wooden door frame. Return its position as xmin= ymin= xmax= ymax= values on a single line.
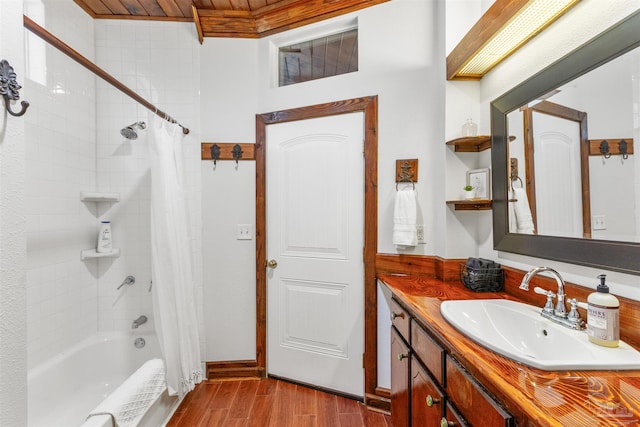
xmin=255 ymin=96 xmax=380 ymax=404
xmin=523 ymin=100 xmax=591 ymax=238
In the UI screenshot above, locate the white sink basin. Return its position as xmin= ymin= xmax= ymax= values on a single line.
xmin=440 ymin=299 xmax=640 ymax=371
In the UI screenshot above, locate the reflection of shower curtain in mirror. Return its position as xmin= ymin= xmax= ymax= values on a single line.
xmin=148 ymin=115 xmax=202 ymax=397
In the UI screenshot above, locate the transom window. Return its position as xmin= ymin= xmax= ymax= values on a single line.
xmin=278 ymin=28 xmax=358 ymax=87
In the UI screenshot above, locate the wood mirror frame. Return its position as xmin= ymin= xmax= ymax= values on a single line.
xmin=491 ymin=10 xmax=640 ymax=276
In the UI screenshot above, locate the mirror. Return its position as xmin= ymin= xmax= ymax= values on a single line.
xmin=491 ymin=10 xmax=640 ymax=275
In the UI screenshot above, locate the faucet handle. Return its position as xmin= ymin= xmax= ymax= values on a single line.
xmin=534 ymin=286 xmax=555 ymax=297
xmin=567 ymin=298 xmax=586 ymax=329
xmin=534 ymin=287 xmax=555 ymax=314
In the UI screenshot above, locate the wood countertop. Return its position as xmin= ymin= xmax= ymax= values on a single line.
xmin=379 ymin=273 xmax=640 ymax=427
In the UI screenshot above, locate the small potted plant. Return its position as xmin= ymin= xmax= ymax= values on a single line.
xmin=463 ymin=184 xmax=475 ymax=199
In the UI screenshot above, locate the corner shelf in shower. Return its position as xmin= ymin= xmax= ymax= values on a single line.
xmin=81 ymin=248 xmax=120 ymax=261
xmin=80 ymin=191 xmax=120 ymax=203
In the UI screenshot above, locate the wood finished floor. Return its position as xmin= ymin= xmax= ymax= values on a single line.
xmin=167 ymin=378 xmax=393 ymax=427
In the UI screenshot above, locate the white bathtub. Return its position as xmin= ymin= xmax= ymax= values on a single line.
xmin=28 ymin=332 xmax=178 ymax=427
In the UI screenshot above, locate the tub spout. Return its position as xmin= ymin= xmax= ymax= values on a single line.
xmin=131 ymin=315 xmax=148 ymax=329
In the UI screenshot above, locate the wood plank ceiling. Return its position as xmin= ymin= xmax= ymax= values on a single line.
xmin=73 ymin=0 xmax=390 ymax=40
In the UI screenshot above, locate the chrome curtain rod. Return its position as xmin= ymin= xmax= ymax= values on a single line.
xmin=23 ymin=15 xmax=190 ymax=135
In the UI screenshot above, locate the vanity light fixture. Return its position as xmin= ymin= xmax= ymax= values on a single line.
xmin=447 ymin=0 xmax=581 ymax=80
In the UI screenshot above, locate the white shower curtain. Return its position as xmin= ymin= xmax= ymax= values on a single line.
xmin=148 ymin=115 xmax=202 ymax=397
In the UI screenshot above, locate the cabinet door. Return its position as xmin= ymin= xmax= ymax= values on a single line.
xmin=391 ymin=327 xmax=410 ymax=427
xmin=411 ymin=357 xmax=444 ymax=426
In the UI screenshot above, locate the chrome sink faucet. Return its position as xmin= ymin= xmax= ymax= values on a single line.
xmin=520 ymin=266 xmax=567 ymax=316
xmin=520 ymin=267 xmax=584 ymax=330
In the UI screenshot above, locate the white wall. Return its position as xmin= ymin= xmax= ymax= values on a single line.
xmin=444 ymin=1 xmax=490 ymax=259
xmin=475 ymin=1 xmax=640 ymax=299
xmin=0 ymin=1 xmax=27 ymax=424
xmin=200 ymin=38 xmax=259 ymax=361
xmin=199 ymin=0 xmax=445 ymax=363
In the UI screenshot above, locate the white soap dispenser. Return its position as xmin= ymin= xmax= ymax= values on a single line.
xmin=586 ymin=274 xmax=619 ymax=347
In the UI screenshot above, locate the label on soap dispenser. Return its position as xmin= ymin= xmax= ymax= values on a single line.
xmin=587 ymin=303 xmax=619 ymax=341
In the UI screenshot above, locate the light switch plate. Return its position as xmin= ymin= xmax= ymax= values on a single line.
xmin=417 ymin=225 xmax=425 ymax=244
xmin=592 ymin=215 xmax=606 ymax=230
xmin=237 ymin=224 xmax=253 ymax=240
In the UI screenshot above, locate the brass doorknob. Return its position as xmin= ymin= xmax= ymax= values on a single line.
xmin=267 ymin=259 xmax=278 ymax=269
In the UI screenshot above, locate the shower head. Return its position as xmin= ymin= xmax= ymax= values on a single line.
xmin=120 ymin=121 xmax=146 ymax=140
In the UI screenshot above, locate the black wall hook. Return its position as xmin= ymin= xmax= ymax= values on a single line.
xmin=599 ymin=140 xmax=612 ymax=159
xmin=619 ymin=139 xmax=629 ymax=160
xmin=232 ymin=143 xmax=243 ymax=165
xmin=210 ymin=143 xmax=221 ymax=166
xmin=0 ymin=59 xmax=30 ymax=117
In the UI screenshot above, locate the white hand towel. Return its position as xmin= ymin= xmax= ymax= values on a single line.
xmin=513 ymin=188 xmax=535 ymax=234
xmin=85 ymin=358 xmax=166 ymax=427
xmin=508 ymin=190 xmax=518 ymax=233
xmin=393 ymin=188 xmax=418 ymax=248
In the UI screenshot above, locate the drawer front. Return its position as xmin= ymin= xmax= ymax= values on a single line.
xmin=446 ymin=355 xmax=513 ymax=427
xmin=411 ymin=357 xmax=444 ymax=426
xmin=442 ymin=402 xmax=468 ymax=427
xmin=390 ymin=298 xmax=410 ymax=341
xmin=411 ymin=319 xmax=445 ymax=385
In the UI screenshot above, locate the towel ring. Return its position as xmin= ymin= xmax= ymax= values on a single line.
xmin=510 ymin=176 xmax=523 ymax=192
xmin=396 ymin=180 xmax=415 ymax=191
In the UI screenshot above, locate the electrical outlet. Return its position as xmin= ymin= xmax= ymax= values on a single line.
xmin=416 ymin=225 xmax=426 ymax=244
xmin=592 ymin=215 xmax=606 ymax=230
xmin=237 ymin=224 xmax=253 ymax=240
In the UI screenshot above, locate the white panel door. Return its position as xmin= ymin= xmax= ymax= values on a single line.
xmin=266 ymin=112 xmax=364 ymax=397
xmin=532 ymin=112 xmax=583 ymax=237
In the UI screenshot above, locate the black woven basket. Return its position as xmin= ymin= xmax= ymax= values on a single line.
xmin=460 ymin=259 xmax=504 ymax=292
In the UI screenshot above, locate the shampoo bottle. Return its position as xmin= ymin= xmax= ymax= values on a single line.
xmin=97 ymin=221 xmax=112 ymax=253
xmin=586 ymin=274 xmax=619 ymax=347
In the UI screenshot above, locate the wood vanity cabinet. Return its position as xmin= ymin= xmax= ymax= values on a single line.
xmin=390 ymin=297 xmax=514 ymax=427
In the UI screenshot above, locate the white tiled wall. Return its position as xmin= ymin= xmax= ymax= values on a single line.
xmin=93 ymin=20 xmax=203 ymax=351
xmin=25 ymin=1 xmax=98 ymax=369
xmin=25 ymin=4 xmax=203 ymax=368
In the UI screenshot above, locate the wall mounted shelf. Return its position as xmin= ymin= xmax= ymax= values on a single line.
xmin=446 ymin=199 xmax=492 ymax=210
xmin=446 ymin=135 xmax=492 ymax=152
xmin=80 ymin=191 xmax=120 ymax=203
xmin=81 ymin=248 xmax=120 ymax=261
xmin=446 ymin=135 xmax=516 ymax=152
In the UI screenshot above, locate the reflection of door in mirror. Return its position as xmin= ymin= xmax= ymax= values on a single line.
xmin=522 ymin=101 xmax=591 ymax=238
xmin=509 ymin=101 xmax=591 ymax=238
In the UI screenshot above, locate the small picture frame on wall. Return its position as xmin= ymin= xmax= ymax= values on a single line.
xmin=467 ymin=168 xmax=491 ymax=199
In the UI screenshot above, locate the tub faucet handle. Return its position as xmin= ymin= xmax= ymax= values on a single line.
xmin=117 ymin=275 xmax=136 ymax=290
